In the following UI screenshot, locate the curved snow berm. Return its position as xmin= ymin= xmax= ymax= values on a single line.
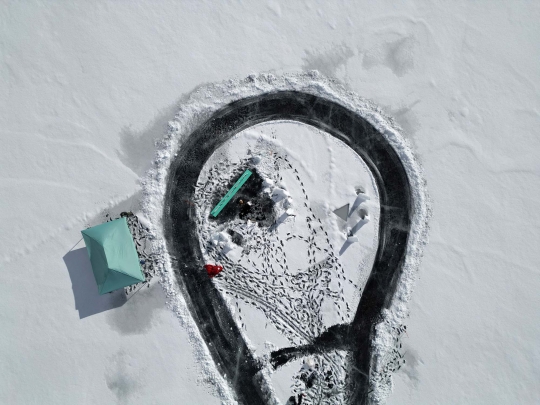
xmin=142 ymin=72 xmax=430 ymax=405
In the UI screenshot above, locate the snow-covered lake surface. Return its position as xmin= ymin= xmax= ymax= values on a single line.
xmin=2 ymin=2 xmax=539 ymax=404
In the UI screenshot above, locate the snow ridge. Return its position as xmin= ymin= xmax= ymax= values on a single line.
xmin=141 ymin=71 xmax=430 ymax=404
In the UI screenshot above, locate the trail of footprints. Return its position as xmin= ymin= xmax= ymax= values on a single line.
xmin=371 ymin=323 xmax=408 ymax=389
xmin=102 ymin=213 xmax=161 ymax=295
xmin=194 ymin=150 xmax=366 ymax=404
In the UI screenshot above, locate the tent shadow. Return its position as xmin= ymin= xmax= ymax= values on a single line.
xmin=339 ymin=220 xmax=368 ymax=256
xmin=63 ymin=248 xmax=127 ymax=319
xmin=339 ymin=240 xmax=353 ymax=256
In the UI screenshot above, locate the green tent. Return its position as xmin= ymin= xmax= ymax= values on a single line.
xmin=81 ymin=217 xmax=145 ymax=295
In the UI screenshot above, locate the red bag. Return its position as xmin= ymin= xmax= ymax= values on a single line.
xmin=204 ymin=264 xmax=223 ymax=278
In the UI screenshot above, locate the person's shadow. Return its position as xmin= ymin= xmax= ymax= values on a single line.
xmin=63 ymin=247 xmax=126 ymax=319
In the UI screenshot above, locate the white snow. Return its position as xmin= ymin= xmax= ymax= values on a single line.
xmin=1 ymin=2 xmax=539 ymax=404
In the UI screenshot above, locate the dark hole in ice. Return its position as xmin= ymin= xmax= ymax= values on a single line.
xmin=209 ymin=167 xmax=276 ymax=227
xmin=227 ymin=229 xmax=244 ymax=246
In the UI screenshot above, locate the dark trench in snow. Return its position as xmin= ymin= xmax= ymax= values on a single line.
xmin=163 ymin=91 xmax=412 ymax=405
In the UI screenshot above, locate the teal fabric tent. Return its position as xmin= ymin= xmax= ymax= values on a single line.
xmin=81 ymin=217 xmax=145 ymax=295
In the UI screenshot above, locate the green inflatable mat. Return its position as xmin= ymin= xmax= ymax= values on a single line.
xmin=211 ymin=169 xmax=252 ymax=217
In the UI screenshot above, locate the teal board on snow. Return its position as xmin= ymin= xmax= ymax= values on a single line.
xmin=211 ymin=169 xmax=252 ymax=217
